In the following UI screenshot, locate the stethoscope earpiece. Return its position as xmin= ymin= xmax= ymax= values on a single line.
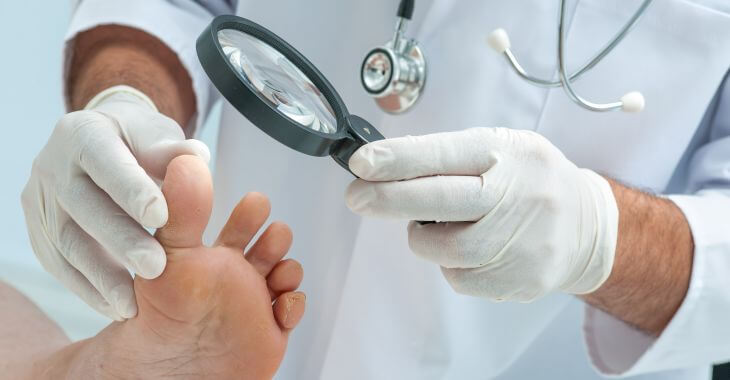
xmin=487 ymin=28 xmax=511 ymax=54
xmin=488 ymin=0 xmax=653 ymax=113
xmin=620 ymin=91 xmax=645 ymax=113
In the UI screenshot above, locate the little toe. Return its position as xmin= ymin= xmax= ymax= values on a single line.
xmin=245 ymin=222 xmax=293 ymax=277
xmin=215 ymin=192 xmax=271 ymax=250
xmin=273 ymin=291 xmax=306 ymax=331
xmin=267 ymin=259 xmax=303 ymax=300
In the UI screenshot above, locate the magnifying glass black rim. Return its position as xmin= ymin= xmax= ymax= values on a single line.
xmin=197 ymin=15 xmax=351 ymax=156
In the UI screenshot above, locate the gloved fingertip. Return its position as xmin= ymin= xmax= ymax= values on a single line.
xmin=185 ymin=139 xmax=211 ymax=164
xmin=348 ymin=143 xmax=392 ymax=180
xmin=140 ymin=196 xmax=168 ymax=228
xmin=110 ymin=284 xmax=138 ymax=319
xmin=98 ymin=301 xmax=124 ymax=321
xmin=344 ymin=180 xmax=376 ymax=214
xmin=129 ymin=248 xmax=167 ymax=279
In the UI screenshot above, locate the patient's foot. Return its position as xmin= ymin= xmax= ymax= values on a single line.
xmin=76 ymin=155 xmax=305 ymax=379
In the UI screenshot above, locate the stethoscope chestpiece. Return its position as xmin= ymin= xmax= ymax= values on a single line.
xmin=361 ymin=0 xmax=426 ymax=114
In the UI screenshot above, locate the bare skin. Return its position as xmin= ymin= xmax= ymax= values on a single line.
xmin=1 ymin=155 xmax=305 ymax=379
xmin=582 ymin=180 xmax=693 ymax=335
xmin=67 ymin=25 xmax=196 ymax=133
xmin=68 ymin=26 xmax=694 ymax=337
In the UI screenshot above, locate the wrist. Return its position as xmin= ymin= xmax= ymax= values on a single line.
xmin=85 ymin=85 xmax=158 ymax=112
xmin=562 ymin=170 xmax=619 ymax=294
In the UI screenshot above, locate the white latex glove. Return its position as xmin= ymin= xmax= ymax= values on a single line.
xmin=22 ymin=85 xmax=210 ymax=320
xmin=345 ymin=127 xmax=619 ymax=302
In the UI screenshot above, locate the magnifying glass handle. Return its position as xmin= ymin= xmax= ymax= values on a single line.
xmin=330 ymin=114 xmax=384 ymax=175
xmin=330 ymin=116 xmax=435 ymax=223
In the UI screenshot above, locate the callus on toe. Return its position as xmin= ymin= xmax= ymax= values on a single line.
xmin=274 ymin=292 xmax=306 ymax=330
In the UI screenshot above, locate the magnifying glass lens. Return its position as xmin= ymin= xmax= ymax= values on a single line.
xmin=217 ymin=29 xmax=337 ymax=134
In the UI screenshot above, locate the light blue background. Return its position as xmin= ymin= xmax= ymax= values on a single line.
xmin=0 ymin=1 xmax=220 ymax=340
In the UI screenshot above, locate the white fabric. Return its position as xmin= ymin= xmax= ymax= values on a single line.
xmin=345 ymin=127 xmax=619 ymax=300
xmin=583 ymin=71 xmax=730 ymax=375
xmin=63 ymin=0 xmax=730 ymax=378
xmin=21 ymin=86 xmax=210 ymax=320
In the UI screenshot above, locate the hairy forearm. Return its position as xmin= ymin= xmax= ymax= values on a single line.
xmin=67 ymin=25 xmax=195 ymax=133
xmin=582 ymin=180 xmax=694 ymax=335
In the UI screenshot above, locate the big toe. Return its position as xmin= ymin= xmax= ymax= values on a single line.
xmin=155 ymin=155 xmax=213 ymax=248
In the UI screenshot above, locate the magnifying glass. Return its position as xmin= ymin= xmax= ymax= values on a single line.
xmin=196 ymin=15 xmax=384 ymax=172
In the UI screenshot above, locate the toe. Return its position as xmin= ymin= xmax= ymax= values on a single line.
xmin=273 ymin=291 xmax=306 ymax=330
xmin=245 ymin=222 xmax=293 ymax=277
xmin=155 ymin=155 xmax=213 ymax=249
xmin=215 ymin=192 xmax=271 ymax=250
xmin=267 ymin=259 xmax=303 ymax=300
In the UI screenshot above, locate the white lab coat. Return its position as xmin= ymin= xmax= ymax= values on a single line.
xmin=65 ymin=0 xmax=730 ymax=378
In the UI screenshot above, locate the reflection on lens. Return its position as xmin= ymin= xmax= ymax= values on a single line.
xmin=218 ymin=29 xmax=337 ymax=134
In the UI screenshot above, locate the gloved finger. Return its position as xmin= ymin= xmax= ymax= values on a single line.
xmin=155 ymin=155 xmax=213 ymax=249
xmin=57 ymin=220 xmax=138 ymax=318
xmin=26 ymin=225 xmax=123 ymax=320
xmin=58 ymin=176 xmax=166 ymax=279
xmin=245 ymin=222 xmax=293 ymax=278
xmin=346 ymin=175 xmax=493 ymax=221
xmin=273 ymin=291 xmax=306 ymax=331
xmin=215 ymin=192 xmax=271 ymax=250
xmin=406 ymin=220 xmax=502 ymax=268
xmin=440 ymin=266 xmax=545 ymax=302
xmin=56 ymin=263 xmax=125 ymax=320
xmin=68 ymin=113 xmax=168 ymax=228
xmin=348 ymin=128 xmax=504 ymax=181
xmin=137 ymin=139 xmax=211 ymax=180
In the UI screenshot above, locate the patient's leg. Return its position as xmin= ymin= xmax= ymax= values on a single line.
xmin=0 ymin=280 xmax=72 ymax=377
xmin=2 ymin=155 xmax=305 ymax=379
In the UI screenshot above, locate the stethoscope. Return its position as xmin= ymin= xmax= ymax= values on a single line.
xmin=361 ymin=0 xmax=653 ymax=114
xmin=195 ymin=1 xmax=655 ymax=175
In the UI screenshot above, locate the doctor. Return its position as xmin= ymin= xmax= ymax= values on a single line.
xmin=21 ymin=0 xmax=730 ymax=378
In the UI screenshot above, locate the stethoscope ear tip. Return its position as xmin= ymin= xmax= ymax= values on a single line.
xmin=620 ymin=91 xmax=645 ymax=113
xmin=487 ymin=28 xmax=511 ymax=53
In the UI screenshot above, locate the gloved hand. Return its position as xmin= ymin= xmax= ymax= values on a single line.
xmin=22 ymin=85 xmax=210 ymax=320
xmin=345 ymin=127 xmax=619 ymax=302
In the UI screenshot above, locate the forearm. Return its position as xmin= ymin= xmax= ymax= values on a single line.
xmin=67 ymin=25 xmax=195 ymax=133
xmin=582 ymin=179 xmax=694 ymax=335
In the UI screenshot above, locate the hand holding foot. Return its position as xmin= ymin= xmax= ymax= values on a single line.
xmin=16 ymin=155 xmax=306 ymax=379
xmin=130 ymin=155 xmax=305 ymax=378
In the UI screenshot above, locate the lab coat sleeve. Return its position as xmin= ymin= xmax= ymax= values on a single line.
xmin=64 ymin=0 xmax=236 ymax=134
xmin=583 ymin=77 xmax=730 ymax=376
